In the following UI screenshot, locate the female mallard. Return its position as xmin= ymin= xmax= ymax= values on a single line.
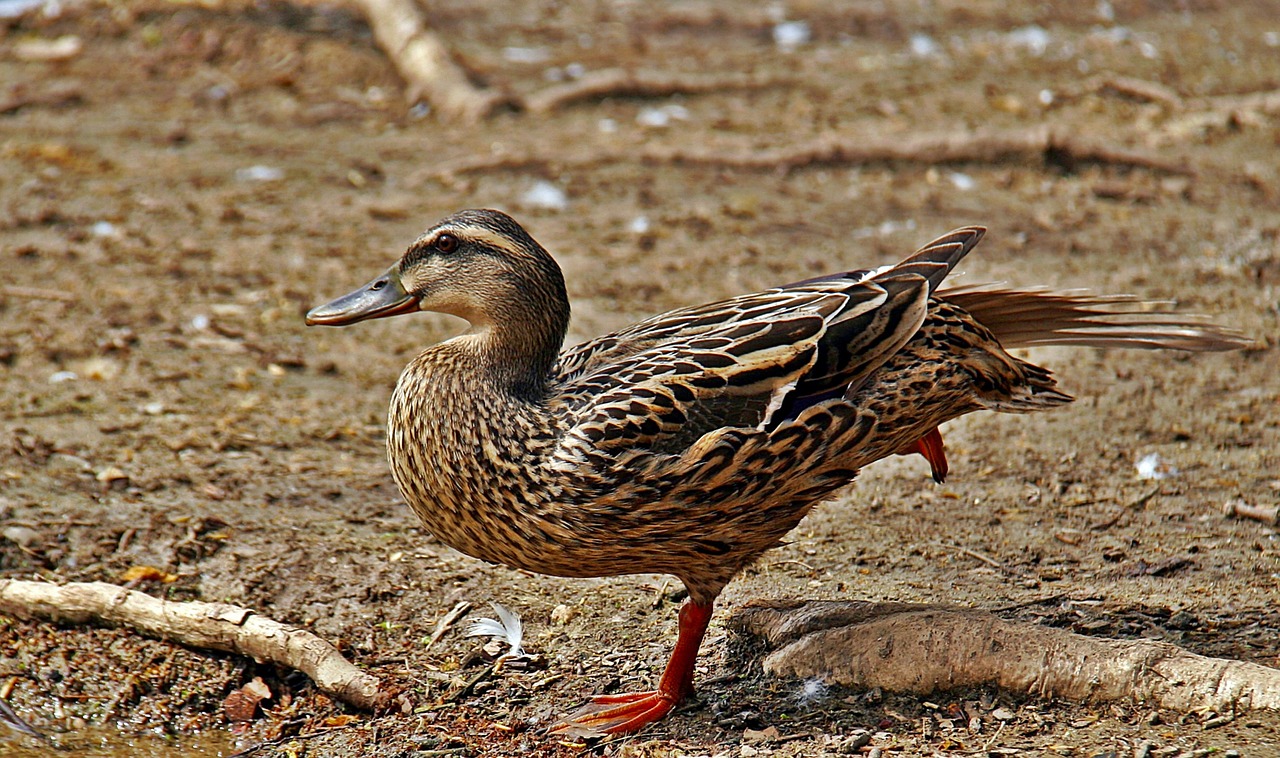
xmin=306 ymin=209 xmax=1247 ymax=735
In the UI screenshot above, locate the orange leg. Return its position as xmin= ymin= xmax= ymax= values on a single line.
xmin=898 ymin=427 xmax=948 ymax=483
xmin=551 ymin=600 xmax=713 ymax=737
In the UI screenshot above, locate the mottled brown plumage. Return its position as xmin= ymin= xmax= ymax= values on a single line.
xmin=306 ymin=209 xmax=1248 ymax=735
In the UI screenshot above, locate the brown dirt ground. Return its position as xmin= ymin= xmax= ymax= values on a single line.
xmin=2 ymin=0 xmax=1279 ymax=756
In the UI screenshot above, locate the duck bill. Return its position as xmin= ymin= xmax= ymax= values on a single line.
xmin=305 ymin=267 xmax=419 ymax=326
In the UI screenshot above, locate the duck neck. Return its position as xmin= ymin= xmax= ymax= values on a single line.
xmin=469 ymin=288 xmax=569 ymax=401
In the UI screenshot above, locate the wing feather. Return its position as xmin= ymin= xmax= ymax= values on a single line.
xmin=554 ymin=227 xmax=990 ymax=462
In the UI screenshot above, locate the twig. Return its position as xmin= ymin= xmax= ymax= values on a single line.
xmin=1084 ymin=75 xmax=1184 ymax=107
xmin=2 ymin=285 xmax=78 ymax=302
xmin=1128 ymin=487 xmax=1162 ymax=508
xmin=425 ymin=601 xmax=472 ymax=649
xmin=1092 ymin=486 xmax=1161 ymax=531
xmin=0 ymin=696 xmax=49 ymax=744
xmin=0 ymin=579 xmax=388 ymax=711
xmin=525 ymin=69 xmax=791 ymax=113
xmin=981 ymin=718 xmax=1007 ymax=752
xmin=932 ymin=542 xmax=1018 ymax=575
xmin=439 ymin=661 xmax=496 ymax=704
xmin=1222 ymin=500 xmax=1279 ymax=525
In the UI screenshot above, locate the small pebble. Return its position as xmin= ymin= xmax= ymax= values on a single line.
xmin=235 ymin=165 xmax=284 ymax=182
xmin=948 ymin=172 xmax=976 ymax=191
xmin=636 ymin=104 xmax=690 ymax=128
xmin=91 ymin=220 xmax=121 ymax=238
xmin=501 ymin=46 xmax=549 ymax=64
xmin=909 ymin=33 xmax=939 ymax=57
xmin=1007 ymin=25 xmax=1051 ymax=56
xmin=773 ymin=21 xmax=810 ymax=51
xmin=520 ymin=180 xmax=568 ymax=211
xmin=3 ymin=526 xmax=42 ymax=547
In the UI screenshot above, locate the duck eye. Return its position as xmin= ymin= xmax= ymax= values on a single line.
xmin=434 ymin=233 xmax=459 ymax=253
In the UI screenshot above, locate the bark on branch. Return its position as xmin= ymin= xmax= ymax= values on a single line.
xmin=0 ymin=580 xmax=389 ymax=711
xmin=729 ymin=599 xmax=1280 ymax=713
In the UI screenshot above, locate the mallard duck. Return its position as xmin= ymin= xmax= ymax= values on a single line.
xmin=306 ymin=209 xmax=1247 ymax=736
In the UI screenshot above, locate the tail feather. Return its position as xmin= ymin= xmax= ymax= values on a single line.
xmin=938 ymin=284 xmax=1252 ymax=352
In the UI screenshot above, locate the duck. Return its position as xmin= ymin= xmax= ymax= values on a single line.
xmin=306 ymin=208 xmax=1248 ymax=736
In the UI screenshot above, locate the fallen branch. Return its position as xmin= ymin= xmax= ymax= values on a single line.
xmin=417 ymin=125 xmax=1191 ymax=183
xmin=353 ymin=0 xmax=509 ymax=121
xmin=1083 ymin=76 xmax=1280 ymax=120
xmin=0 ymin=580 xmax=389 ymax=711
xmin=729 ymin=599 xmax=1280 ymax=713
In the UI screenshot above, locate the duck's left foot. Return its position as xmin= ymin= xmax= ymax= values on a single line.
xmin=550 ymin=690 xmax=679 ymax=737
xmin=550 ymin=600 xmax=714 ymax=738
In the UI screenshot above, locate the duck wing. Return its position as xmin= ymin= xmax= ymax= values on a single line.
xmin=554 ymin=227 xmax=987 ymax=459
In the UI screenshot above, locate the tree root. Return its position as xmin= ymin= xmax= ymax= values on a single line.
xmin=417 ymin=125 xmax=1189 ymax=183
xmin=0 ymin=579 xmax=389 ymax=711
xmin=728 ymin=599 xmax=1280 ymax=713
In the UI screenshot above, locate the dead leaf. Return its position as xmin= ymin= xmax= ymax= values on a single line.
xmin=223 ymin=677 xmax=272 ymax=722
xmin=121 ymin=565 xmax=178 ymax=583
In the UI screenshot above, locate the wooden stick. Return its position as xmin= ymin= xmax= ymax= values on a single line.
xmin=0 ymin=580 xmax=389 ymax=711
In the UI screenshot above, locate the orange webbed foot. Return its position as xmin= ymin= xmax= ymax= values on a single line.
xmin=550 ymin=600 xmax=714 ymax=738
xmin=550 ymin=690 xmax=678 ymax=737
